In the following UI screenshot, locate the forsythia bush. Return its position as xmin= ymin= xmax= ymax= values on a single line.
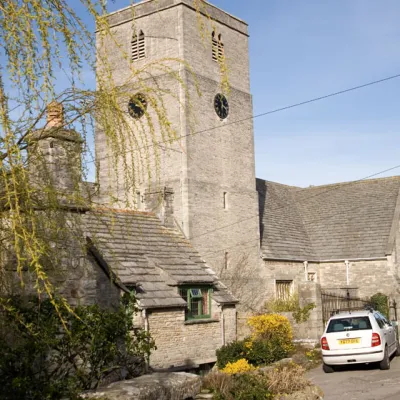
xmin=221 ymin=358 xmax=257 ymax=374
xmin=247 ymin=313 xmax=294 ymax=353
xmin=216 ymin=314 xmax=295 ymax=369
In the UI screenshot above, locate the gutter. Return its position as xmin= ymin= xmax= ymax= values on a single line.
xmin=221 ymin=308 xmax=225 ymax=347
xmin=263 ymin=256 xmax=387 ymax=263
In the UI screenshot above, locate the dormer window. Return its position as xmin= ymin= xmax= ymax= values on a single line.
xmin=132 ymin=30 xmax=145 ymax=61
xmin=212 ymin=31 xmax=224 ymax=62
xmin=179 ymin=287 xmax=211 ymax=320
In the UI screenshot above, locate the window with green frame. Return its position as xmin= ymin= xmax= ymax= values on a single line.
xmin=178 ymin=287 xmax=211 ymax=320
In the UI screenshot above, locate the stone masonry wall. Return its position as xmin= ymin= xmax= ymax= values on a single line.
xmin=263 ymin=258 xmax=398 ymax=300
xmin=181 ymin=3 xmax=259 ymax=273
xmin=4 ymin=213 xmax=120 ymax=310
xmin=147 ymin=308 xmax=223 ymax=369
xmin=261 ymin=260 xmax=311 ymax=304
xmin=262 ymin=258 xmax=400 ymax=339
xmin=317 ymin=259 xmax=397 ymax=298
xmin=222 ymin=305 xmax=237 ymax=345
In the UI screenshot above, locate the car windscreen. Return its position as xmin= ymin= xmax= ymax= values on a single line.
xmin=327 ymin=316 xmax=372 ymax=333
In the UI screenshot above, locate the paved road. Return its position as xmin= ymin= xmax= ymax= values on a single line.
xmin=308 ymin=357 xmax=400 ymax=400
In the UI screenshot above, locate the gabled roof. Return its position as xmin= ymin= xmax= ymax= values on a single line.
xmin=84 ymin=208 xmax=236 ymax=309
xmin=257 ymin=179 xmax=315 ymax=260
xmin=257 ymin=176 xmax=400 ymax=261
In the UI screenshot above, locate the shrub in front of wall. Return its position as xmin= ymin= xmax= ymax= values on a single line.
xmin=370 ymin=293 xmax=389 ymax=319
xmin=229 ymin=373 xmax=273 ymax=400
xmin=203 ymin=371 xmax=272 ymax=400
xmin=202 ymin=371 xmax=234 ymax=399
xmin=0 ymin=294 xmax=156 ymax=400
xmin=221 ymin=358 xmax=257 ymax=375
xmin=264 ymin=292 xmax=300 ymax=312
xmin=246 ymin=336 xmax=289 ymax=366
xmin=265 ymin=362 xmax=311 ymax=396
xmin=264 ymin=293 xmax=316 ymax=324
xmin=247 ymin=313 xmax=294 ymax=355
xmin=216 ymin=340 xmax=247 ymax=369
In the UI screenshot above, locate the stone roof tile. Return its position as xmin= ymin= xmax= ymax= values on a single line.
xmin=258 ymin=176 xmax=400 ymax=261
xmin=84 ymin=209 xmax=236 ymax=308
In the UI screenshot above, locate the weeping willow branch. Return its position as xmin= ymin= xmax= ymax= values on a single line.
xmin=0 ymin=0 xmax=230 ymax=315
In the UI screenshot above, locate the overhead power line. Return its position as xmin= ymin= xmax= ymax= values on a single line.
xmin=250 ymin=72 xmax=400 ymax=121
xmin=86 ymin=72 xmax=400 ymax=165
xmin=195 ymin=162 xmax=400 ymax=253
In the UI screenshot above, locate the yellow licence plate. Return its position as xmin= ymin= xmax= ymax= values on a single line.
xmin=338 ymin=338 xmax=360 ymax=345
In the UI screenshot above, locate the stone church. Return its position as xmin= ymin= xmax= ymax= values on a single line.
xmin=92 ymin=0 xmax=400 ymax=344
xmin=96 ymin=0 xmax=400 ymax=331
xmin=6 ymin=0 xmax=400 ymax=371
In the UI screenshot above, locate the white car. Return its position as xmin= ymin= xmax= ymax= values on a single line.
xmin=320 ymin=309 xmax=400 ymax=373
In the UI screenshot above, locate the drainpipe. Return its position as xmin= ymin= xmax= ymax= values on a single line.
xmin=304 ymin=261 xmax=308 ymax=281
xmin=221 ymin=307 xmax=225 ymax=346
xmin=345 ymin=260 xmax=350 ymax=286
xmin=142 ymin=309 xmax=150 ymax=370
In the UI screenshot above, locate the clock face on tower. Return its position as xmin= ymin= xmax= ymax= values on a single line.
xmin=128 ymin=93 xmax=147 ymax=119
xmin=214 ymin=93 xmax=229 ymax=120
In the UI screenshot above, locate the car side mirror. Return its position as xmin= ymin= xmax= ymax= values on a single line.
xmin=391 ymin=320 xmax=398 ymax=327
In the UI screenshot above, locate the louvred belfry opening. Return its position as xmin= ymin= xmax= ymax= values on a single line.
xmin=132 ymin=30 xmax=145 ymax=61
xmin=212 ymin=31 xmax=224 ymax=62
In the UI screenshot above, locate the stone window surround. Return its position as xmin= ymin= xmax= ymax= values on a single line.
xmin=275 ymin=279 xmax=293 ymax=300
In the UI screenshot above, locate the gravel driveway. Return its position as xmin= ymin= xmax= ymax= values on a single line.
xmin=308 ymin=357 xmax=400 ymax=400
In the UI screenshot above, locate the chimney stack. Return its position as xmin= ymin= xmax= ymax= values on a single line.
xmin=47 ymin=102 xmax=64 ymax=128
xmin=27 ymin=101 xmax=83 ymax=193
xmin=144 ymin=187 xmax=175 ymax=228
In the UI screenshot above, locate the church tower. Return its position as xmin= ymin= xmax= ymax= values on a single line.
xmin=96 ymin=0 xmax=260 ymax=275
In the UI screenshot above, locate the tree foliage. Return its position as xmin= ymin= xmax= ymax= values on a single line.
xmin=0 ymin=293 xmax=155 ymax=400
xmin=0 ymin=6 xmax=230 ymax=396
xmin=0 ymin=0 xmax=228 ymax=303
xmin=370 ymin=292 xmax=389 ymax=319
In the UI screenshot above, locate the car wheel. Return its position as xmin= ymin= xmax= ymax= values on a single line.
xmin=396 ymin=341 xmax=400 ymax=357
xmin=379 ymin=346 xmax=390 ymax=370
xmin=323 ymin=363 xmax=335 ymax=373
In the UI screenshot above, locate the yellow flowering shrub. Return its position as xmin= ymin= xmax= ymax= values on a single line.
xmin=247 ymin=314 xmax=294 ymax=354
xmin=216 ymin=314 xmax=295 ymax=369
xmin=221 ymin=358 xmax=257 ymax=374
xmin=244 ymin=339 xmax=253 ymax=350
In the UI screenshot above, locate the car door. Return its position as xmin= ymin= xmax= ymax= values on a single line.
xmin=376 ymin=313 xmax=396 ymax=354
xmin=381 ymin=314 xmax=396 ymax=354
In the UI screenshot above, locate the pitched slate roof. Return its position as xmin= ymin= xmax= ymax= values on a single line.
xmin=84 ymin=209 xmax=236 ymax=309
xmin=257 ymin=176 xmax=400 ymax=261
xmin=257 ymin=179 xmax=315 ymax=260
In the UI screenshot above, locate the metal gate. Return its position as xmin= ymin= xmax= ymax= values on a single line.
xmin=321 ymin=288 xmax=371 ymax=326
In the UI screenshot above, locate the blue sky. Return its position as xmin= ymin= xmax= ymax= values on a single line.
xmin=103 ymin=1 xmax=400 ymax=186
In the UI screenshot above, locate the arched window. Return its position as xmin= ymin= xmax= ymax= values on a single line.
xmin=212 ymin=31 xmax=224 ymax=62
xmin=131 ymin=30 xmax=145 ymax=61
